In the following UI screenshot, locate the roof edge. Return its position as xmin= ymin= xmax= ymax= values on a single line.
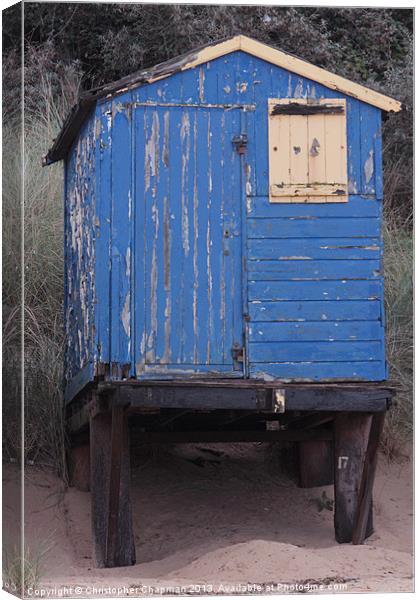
xmin=44 ymin=34 xmax=401 ymax=165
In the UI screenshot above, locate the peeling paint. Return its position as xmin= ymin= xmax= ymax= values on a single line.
xmin=145 ymin=110 xmax=160 ymax=193
xmin=163 ymin=111 xmax=170 ymax=167
xmin=246 ymin=194 xmax=252 ymax=214
xmin=236 ymin=81 xmax=248 ymax=93
xmin=163 ymin=195 xmax=172 ymax=364
xmin=193 ymin=113 xmax=199 ymax=364
xmin=206 ymin=111 xmax=213 ymax=365
xmin=140 ymin=332 xmax=146 ymax=355
xmin=364 ymin=150 xmax=374 ymax=184
xmin=149 ymin=204 xmax=159 ymax=354
xmin=278 ymin=256 xmax=311 ymax=260
xmin=95 ymin=118 xmax=101 ymax=139
xmin=121 ymin=292 xmax=130 ymax=337
xmin=294 ymin=79 xmax=304 ymax=98
xmin=180 ymin=112 xmax=190 ymax=256
xmin=287 ymin=74 xmax=292 ymax=97
xmin=245 ymin=164 xmax=252 ymax=196
xmin=125 ymin=247 xmax=131 ymax=277
xmin=199 ymin=67 xmax=205 ymax=102
xmin=128 ymin=189 xmax=132 ymax=221
xmin=348 ymin=179 xmax=358 ymax=194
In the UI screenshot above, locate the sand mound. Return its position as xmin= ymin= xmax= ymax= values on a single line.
xmin=3 ymin=442 xmax=413 ymax=595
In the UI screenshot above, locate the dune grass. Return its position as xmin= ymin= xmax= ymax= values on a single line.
xmin=3 ymin=73 xmax=73 ymax=480
xmin=382 ymin=216 xmax=413 ymax=458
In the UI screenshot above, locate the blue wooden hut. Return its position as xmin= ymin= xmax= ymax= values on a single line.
xmin=46 ymin=36 xmax=400 ymax=567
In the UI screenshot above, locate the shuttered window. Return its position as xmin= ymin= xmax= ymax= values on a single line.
xmin=268 ymin=98 xmax=348 ymax=203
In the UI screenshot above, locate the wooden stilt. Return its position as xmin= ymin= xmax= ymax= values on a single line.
xmin=298 ymin=440 xmax=334 ymax=488
xmin=68 ymin=444 xmax=90 ymax=492
xmin=352 ymin=411 xmax=385 ymax=544
xmin=333 ymin=413 xmax=373 ymax=543
xmin=90 ymin=408 xmax=135 ymax=568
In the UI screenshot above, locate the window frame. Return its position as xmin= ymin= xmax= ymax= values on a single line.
xmin=268 ymin=98 xmax=348 ymax=204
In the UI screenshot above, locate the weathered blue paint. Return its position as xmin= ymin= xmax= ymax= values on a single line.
xmin=64 ymin=113 xmax=96 ymax=400
xmin=63 ymin=48 xmax=389 ymax=401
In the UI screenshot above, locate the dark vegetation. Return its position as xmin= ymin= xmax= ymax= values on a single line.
xmin=2 ymin=5 xmax=413 ymax=476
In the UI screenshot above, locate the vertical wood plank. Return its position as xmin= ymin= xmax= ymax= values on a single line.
xmin=183 ymin=108 xmax=198 ymax=364
xmin=289 ymin=114 xmax=308 ymax=185
xmin=360 ymin=103 xmax=377 ymax=196
xmin=325 ymin=111 xmax=347 ymax=185
xmin=144 ymin=108 xmax=160 ymax=365
xmin=226 ymin=108 xmax=243 ymax=361
xmin=134 ymin=106 xmax=147 ymax=375
xmin=352 ymin=411 xmax=385 ymax=544
xmin=268 ymin=111 xmax=290 ymax=187
xmin=106 ymin=406 xmax=135 ymax=567
xmin=333 ymin=412 xmax=373 ymax=543
xmin=111 ymin=98 xmax=132 ymax=368
xmin=155 ymin=109 xmax=171 ymax=364
xmin=90 ymin=408 xmax=135 ymax=568
xmin=196 ymin=108 xmax=211 ymax=364
xmin=373 ymin=110 xmax=383 ymax=199
xmin=307 ymin=113 xmax=326 ymax=185
xmin=168 ymin=107 xmax=183 ymax=365
xmin=95 ymin=103 xmax=112 ymax=366
xmin=346 ymin=98 xmax=361 ymax=194
xmin=254 ymin=59 xmax=272 ymax=195
xmin=208 ymin=109 xmax=224 ymax=364
xmin=90 ymin=411 xmax=111 ymax=568
xmin=298 ymin=440 xmax=334 ymax=488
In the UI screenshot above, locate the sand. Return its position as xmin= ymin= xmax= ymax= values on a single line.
xmin=3 ymin=442 xmax=413 ymax=596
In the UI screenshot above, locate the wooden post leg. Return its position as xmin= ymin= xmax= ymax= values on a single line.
xmin=90 ymin=407 xmax=136 ymax=568
xmin=352 ymin=412 xmax=385 ymax=544
xmin=333 ymin=413 xmax=373 ymax=543
xmin=298 ymin=440 xmax=334 ymax=488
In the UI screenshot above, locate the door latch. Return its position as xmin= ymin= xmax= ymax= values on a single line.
xmin=231 ymin=342 xmax=244 ymax=363
xmin=232 ymin=134 xmax=248 ymax=154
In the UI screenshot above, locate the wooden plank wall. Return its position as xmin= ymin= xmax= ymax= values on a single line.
xmin=65 ymin=50 xmax=386 ymax=398
xmin=64 ymin=115 xmax=96 ymax=396
xmin=242 ymin=54 xmax=385 ymax=381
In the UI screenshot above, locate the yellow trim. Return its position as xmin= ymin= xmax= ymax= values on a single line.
xmin=268 ymin=98 xmax=349 ymax=204
xmin=149 ymin=35 xmax=401 ymax=113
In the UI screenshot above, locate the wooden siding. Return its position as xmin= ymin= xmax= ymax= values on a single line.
xmin=64 ymin=114 xmax=96 ymax=397
xmin=64 ymin=50 xmax=387 ymax=399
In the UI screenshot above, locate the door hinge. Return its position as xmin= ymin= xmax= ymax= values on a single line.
xmin=232 ymin=134 xmax=248 ymax=154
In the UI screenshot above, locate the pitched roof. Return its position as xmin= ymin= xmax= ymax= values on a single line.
xmin=44 ymin=34 xmax=401 ymax=165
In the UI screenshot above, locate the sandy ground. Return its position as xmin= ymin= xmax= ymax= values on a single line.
xmin=3 ymin=443 xmax=414 ymax=596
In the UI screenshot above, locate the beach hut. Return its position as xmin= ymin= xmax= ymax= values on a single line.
xmin=46 ymin=35 xmax=400 ymax=567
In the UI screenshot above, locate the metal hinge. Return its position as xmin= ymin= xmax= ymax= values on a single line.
xmin=232 ymin=134 xmax=248 ymax=154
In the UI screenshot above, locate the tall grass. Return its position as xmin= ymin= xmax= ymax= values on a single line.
xmin=3 ymin=67 xmax=80 ymax=479
xmin=3 ymin=539 xmax=55 ymax=596
xmin=382 ymin=213 xmax=413 ymax=458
